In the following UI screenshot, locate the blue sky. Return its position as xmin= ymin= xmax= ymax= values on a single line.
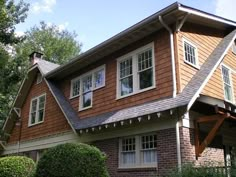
xmin=16 ymin=0 xmax=236 ymax=52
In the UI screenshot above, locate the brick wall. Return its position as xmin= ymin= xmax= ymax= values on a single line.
xmin=8 ymin=74 xmax=71 ymax=143
xmin=93 ymin=128 xmax=178 ymax=177
xmin=180 ymin=127 xmax=225 ymax=166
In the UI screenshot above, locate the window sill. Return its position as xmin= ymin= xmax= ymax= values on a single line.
xmin=118 ymin=166 xmax=157 ymax=172
xmin=184 ymin=60 xmax=200 ymax=70
xmin=28 ymin=121 xmax=44 ymax=127
xmin=116 ymin=86 xmax=156 ymax=100
xmin=70 ymin=95 xmax=80 ymax=100
xmin=79 ymin=105 xmax=92 ymax=112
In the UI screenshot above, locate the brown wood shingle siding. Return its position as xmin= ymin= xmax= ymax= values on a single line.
xmin=8 ymin=76 xmax=71 ymax=144
xmin=59 ymin=30 xmax=173 ymax=119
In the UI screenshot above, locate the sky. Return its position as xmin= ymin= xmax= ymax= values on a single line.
xmin=16 ymin=0 xmax=236 ymax=52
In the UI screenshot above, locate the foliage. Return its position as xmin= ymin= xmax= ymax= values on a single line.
xmin=168 ymin=163 xmax=236 ymax=177
xmin=0 ymin=0 xmax=29 ymax=126
xmin=0 ymin=156 xmax=36 ymax=177
xmin=35 ymin=143 xmax=109 ymax=177
xmin=15 ymin=21 xmax=82 ymax=65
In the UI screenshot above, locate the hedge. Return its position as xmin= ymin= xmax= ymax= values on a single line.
xmin=35 ymin=143 xmax=109 ymax=177
xmin=0 ymin=156 xmax=35 ymax=177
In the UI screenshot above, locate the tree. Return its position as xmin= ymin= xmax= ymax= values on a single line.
xmin=0 ymin=0 xmax=29 ymax=126
xmin=15 ymin=21 xmax=82 ymax=65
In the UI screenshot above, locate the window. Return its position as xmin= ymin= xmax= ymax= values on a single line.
xmin=222 ymin=65 xmax=234 ymax=102
xmin=117 ymin=43 xmax=155 ymax=98
xmin=70 ymin=65 xmax=105 ymax=110
xmin=36 ymin=73 xmax=42 ymax=84
xmin=183 ymin=39 xmax=198 ymax=68
xmin=119 ymin=134 xmax=157 ymax=168
xmin=29 ymin=94 xmax=46 ymax=126
xmin=81 ymin=74 xmax=93 ymax=109
xmin=71 ymin=78 xmax=80 ymax=98
xmin=232 ymin=41 xmax=236 ymax=54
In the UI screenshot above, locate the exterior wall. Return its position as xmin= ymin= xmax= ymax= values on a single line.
xmin=176 ymin=23 xmax=224 ymax=92
xmin=180 ymin=127 xmax=225 ymax=166
xmin=93 ymin=128 xmax=177 ymax=177
xmin=59 ymin=30 xmax=173 ymax=119
xmin=8 ymin=74 xmax=71 ymax=144
xmin=202 ymin=48 xmax=236 ymax=101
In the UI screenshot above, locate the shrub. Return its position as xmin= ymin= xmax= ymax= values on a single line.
xmin=35 ymin=143 xmax=109 ymax=177
xmin=168 ymin=163 xmax=226 ymax=177
xmin=0 ymin=156 xmax=35 ymax=177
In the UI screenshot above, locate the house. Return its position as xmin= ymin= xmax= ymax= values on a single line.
xmin=1 ymin=2 xmax=236 ymax=177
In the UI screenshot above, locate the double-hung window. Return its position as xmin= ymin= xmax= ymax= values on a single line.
xmin=119 ymin=134 xmax=157 ymax=168
xmin=183 ymin=39 xmax=198 ymax=68
xmin=222 ymin=65 xmax=234 ymax=102
xmin=29 ymin=94 xmax=46 ymax=126
xmin=70 ymin=65 xmax=105 ymax=110
xmin=117 ymin=43 xmax=155 ymax=98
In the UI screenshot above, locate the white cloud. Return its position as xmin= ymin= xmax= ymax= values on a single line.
xmin=215 ymin=0 xmax=236 ymax=20
xmin=32 ymin=0 xmax=56 ymax=14
xmin=58 ymin=22 xmax=69 ymax=32
xmin=15 ymin=31 xmax=25 ymax=37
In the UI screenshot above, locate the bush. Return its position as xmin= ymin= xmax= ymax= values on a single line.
xmin=168 ymin=163 xmax=226 ymax=177
xmin=0 ymin=156 xmax=35 ymax=177
xmin=35 ymin=143 xmax=109 ymax=177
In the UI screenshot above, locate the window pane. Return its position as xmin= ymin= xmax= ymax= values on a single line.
xmin=139 ymin=68 xmax=153 ymax=89
xmin=122 ymin=152 xmax=136 ymax=165
xmin=82 ymin=75 xmax=92 ymax=93
xmin=222 ymin=66 xmax=233 ymax=101
xmin=120 ymin=58 xmax=132 ymax=78
xmin=31 ymin=100 xmax=37 ymax=112
xmin=72 ymin=79 xmax=80 ymax=96
xmin=31 ymin=112 xmax=36 ymax=124
xmin=39 ymin=96 xmax=45 ymax=109
xmin=38 ymin=110 xmax=44 ymax=122
xmin=120 ymin=76 xmax=133 ymax=96
xmin=82 ymin=92 xmax=92 ymax=108
xmin=138 ymin=49 xmax=152 ymax=71
xmin=184 ymin=41 xmax=196 ymax=65
xmin=94 ymin=69 xmax=105 ymax=88
xmin=142 ymin=150 xmax=157 ymax=164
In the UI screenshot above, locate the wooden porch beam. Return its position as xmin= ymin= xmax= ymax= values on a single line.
xmin=195 ymin=113 xmax=230 ymax=157
xmin=196 ymin=114 xmax=225 ymax=123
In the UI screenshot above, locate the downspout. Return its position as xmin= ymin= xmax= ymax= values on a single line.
xmin=159 ymin=16 xmax=181 ymax=169
xmin=159 ymin=16 xmax=177 ymax=98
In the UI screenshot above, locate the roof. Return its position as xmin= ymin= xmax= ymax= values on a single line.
xmin=47 ymin=29 xmax=236 ymax=131
xmin=37 ymin=60 xmax=59 ymax=75
xmin=46 ymin=2 xmax=236 ymax=80
xmin=2 ymin=59 xmax=60 ymax=134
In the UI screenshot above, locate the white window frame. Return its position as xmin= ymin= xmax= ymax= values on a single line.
xmin=119 ymin=133 xmax=157 ymax=169
xmin=28 ymin=93 xmax=46 ymax=126
xmin=221 ymin=64 xmax=235 ymax=103
xmin=36 ymin=73 xmax=42 ymax=84
xmin=116 ymin=42 xmax=156 ymax=99
xmin=183 ymin=38 xmax=199 ymax=69
xmin=70 ymin=65 xmax=105 ymax=111
xmin=70 ymin=76 xmax=80 ymax=99
xmin=232 ymin=41 xmax=236 ymax=55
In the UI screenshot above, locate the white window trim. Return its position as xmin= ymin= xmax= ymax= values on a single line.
xmin=116 ymin=42 xmax=156 ymax=99
xmin=118 ymin=133 xmax=157 ymax=169
xmin=36 ymin=73 xmax=42 ymax=84
xmin=72 ymin=65 xmax=106 ymax=111
xmin=182 ymin=38 xmax=200 ymax=69
xmin=232 ymin=41 xmax=236 ymax=55
xmin=221 ymin=64 xmax=235 ymax=103
xmin=28 ymin=93 xmax=46 ymax=127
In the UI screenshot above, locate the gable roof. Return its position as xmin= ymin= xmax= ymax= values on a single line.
xmin=2 ymin=60 xmax=60 ymax=134
xmin=46 ymin=2 xmax=236 ymax=80
xmin=48 ymin=29 xmax=236 ymax=131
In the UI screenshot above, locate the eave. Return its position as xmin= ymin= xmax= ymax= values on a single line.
xmin=46 ymin=2 xmax=236 ymax=80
